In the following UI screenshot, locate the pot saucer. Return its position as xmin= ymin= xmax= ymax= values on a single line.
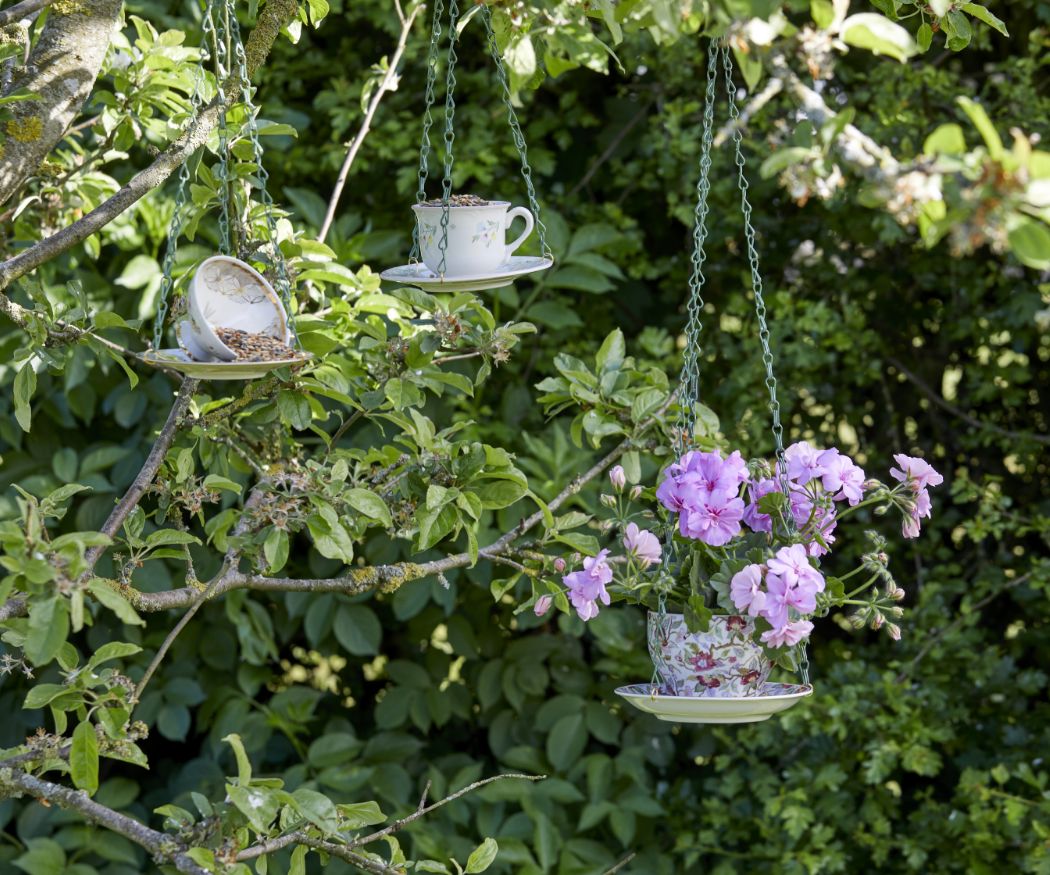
xmin=140 ymin=348 xmax=312 ymax=381
xmin=380 ymin=256 xmax=553 ymax=292
xmin=615 ymin=682 xmax=812 ymax=724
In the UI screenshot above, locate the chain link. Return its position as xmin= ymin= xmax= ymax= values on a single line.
xmin=720 ymin=42 xmax=807 ymax=686
xmin=409 ymin=0 xmax=446 ymax=262
xmin=152 ymin=4 xmax=211 ymax=350
xmin=434 ymin=0 xmax=460 ymax=277
xmin=224 ymin=0 xmax=298 ymax=344
xmin=480 ymin=5 xmax=551 ymax=260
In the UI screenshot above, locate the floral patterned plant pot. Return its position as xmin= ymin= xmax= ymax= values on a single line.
xmin=647 ymin=613 xmax=772 ymax=698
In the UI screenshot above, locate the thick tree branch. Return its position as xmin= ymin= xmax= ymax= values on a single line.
xmin=0 ymin=0 xmax=298 ymax=294
xmin=0 ymin=770 xmax=208 ymax=875
xmin=111 ymin=392 xmax=675 ymax=613
xmin=0 ymin=0 xmax=123 ymax=205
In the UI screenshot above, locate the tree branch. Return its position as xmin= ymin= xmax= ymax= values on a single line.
xmin=887 ymin=357 xmax=1050 ymax=446
xmin=0 ymin=0 xmax=123 ymax=205
xmin=109 ymin=396 xmax=670 ymax=613
xmin=0 ymin=770 xmax=208 ymax=875
xmin=318 ymin=0 xmax=421 ymax=242
xmin=0 ymin=0 xmax=298 ymax=294
xmin=0 ymin=0 xmax=52 ymax=27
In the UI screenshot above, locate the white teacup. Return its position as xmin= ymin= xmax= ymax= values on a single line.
xmin=183 ymin=255 xmax=291 ymax=361
xmin=412 ymin=200 xmax=534 ymax=277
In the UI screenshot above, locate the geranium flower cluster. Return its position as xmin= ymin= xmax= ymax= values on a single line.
xmin=729 ymin=544 xmax=822 ymax=647
xmin=890 ymin=453 xmax=944 ymax=538
xmin=656 ymin=442 xmax=869 ymax=556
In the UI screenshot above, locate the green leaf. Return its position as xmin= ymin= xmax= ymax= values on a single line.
xmin=956 ymin=96 xmax=1003 ymax=158
xmin=346 ymin=488 xmax=393 ymax=527
xmin=595 ymin=329 xmax=625 ymax=373
xmin=13 ymin=839 xmax=66 ymax=875
xmin=1007 ymin=216 xmax=1050 ymax=270
xmin=70 ymin=721 xmax=100 ymax=795
xmin=760 ymin=147 xmax=815 ymax=179
xmin=961 ymin=2 xmax=1008 ymax=36
xmin=923 ymin=123 xmax=967 ymax=156
xmin=334 ymin=604 xmax=382 ymax=656
xmin=228 ymin=783 xmax=280 ymax=833
xmin=88 ymin=579 xmax=145 ymax=626
xmin=840 ymin=13 xmax=918 ymax=62
xmin=475 ymin=480 xmax=527 ymax=510
xmin=203 ymin=474 xmax=243 ymax=494
xmin=466 ymin=838 xmax=499 ymax=873
xmin=546 ymin=713 xmax=587 ymax=772
xmin=13 ymin=361 xmax=36 ymax=432
xmin=290 ymin=846 xmax=308 ymax=875
xmin=916 ymin=21 xmax=933 ymax=52
xmin=87 ymin=641 xmax=142 ymax=669
xmin=223 ymin=733 xmax=253 ymax=785
xmin=292 ymin=787 xmax=340 ymax=833
xmin=24 ymin=597 xmax=69 ymax=666
xmin=144 ymin=528 xmax=201 ymax=548
xmin=264 ymin=527 xmax=289 ymax=573
xmin=338 ymin=800 xmax=386 ymax=829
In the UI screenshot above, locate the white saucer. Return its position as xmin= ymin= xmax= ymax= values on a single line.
xmin=615 ymin=682 xmax=812 ymax=724
xmin=380 ymin=256 xmax=553 ymax=292
xmin=140 ymin=348 xmax=312 ymax=380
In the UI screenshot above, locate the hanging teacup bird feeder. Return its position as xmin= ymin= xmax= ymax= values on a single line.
xmin=140 ymin=0 xmax=311 ymax=380
xmin=380 ymin=0 xmax=554 ymax=291
xmin=613 ymin=42 xmax=814 ymax=724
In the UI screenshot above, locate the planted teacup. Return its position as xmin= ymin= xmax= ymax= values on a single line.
xmin=412 ymin=196 xmax=534 ymax=277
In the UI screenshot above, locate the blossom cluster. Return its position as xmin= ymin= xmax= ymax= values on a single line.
xmin=729 ymin=544 xmax=822 ymax=647
xmin=655 ymin=442 xmax=869 ymax=555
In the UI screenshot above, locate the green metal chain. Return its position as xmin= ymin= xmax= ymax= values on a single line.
xmin=718 ymin=42 xmax=808 ymax=686
xmin=205 ymin=0 xmax=232 ymax=256
xmin=651 ymin=46 xmax=720 ymax=695
xmin=410 ymin=0 xmax=446 ymax=262
xmin=152 ymin=3 xmax=211 ymax=350
xmin=479 ymin=5 xmax=551 ymax=260
xmin=223 ymin=0 xmax=297 ymax=343
xmin=434 ymin=0 xmax=460 ymax=277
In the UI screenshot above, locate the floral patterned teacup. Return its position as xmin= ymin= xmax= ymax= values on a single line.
xmin=185 ymin=256 xmax=291 ymax=361
xmin=647 ymin=613 xmax=772 ymax=698
xmin=412 ymin=200 xmax=534 ymax=276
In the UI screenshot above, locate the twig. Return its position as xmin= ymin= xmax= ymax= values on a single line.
xmin=318 ymin=0 xmax=421 ymax=242
xmin=326 ymin=408 xmax=365 ymax=456
xmin=896 ymin=573 xmax=1030 ymax=682
xmin=602 ymin=852 xmax=637 ymax=874
xmin=0 ymin=0 xmax=51 ymax=27
xmin=887 ymin=357 xmax=1050 ymax=446
xmin=0 ymin=770 xmax=207 ymax=875
xmin=712 ymin=75 xmax=782 ymax=147
xmin=568 ymin=100 xmax=653 ymax=197
xmin=81 ymin=380 xmax=198 ymax=574
xmin=349 ymin=774 xmax=545 ymax=848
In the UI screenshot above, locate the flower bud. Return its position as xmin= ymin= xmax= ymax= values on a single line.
xmin=891 ymin=587 xmax=906 ymax=601
xmin=863 ymin=479 xmax=882 ymax=491
xmin=609 ymin=465 xmax=626 ymax=491
xmin=850 ymin=612 xmax=866 ymax=630
xmin=889 ymin=606 xmax=904 ymax=617
xmin=877 ymin=552 xmax=889 ymax=565
xmin=553 ymin=557 xmax=566 ymax=573
xmin=887 ymin=623 xmax=901 ymax=641
xmin=600 ymin=493 xmax=617 ymax=508
xmin=870 ymin=613 xmax=885 ymax=630
xmin=534 ymin=595 xmax=553 ymax=617
xmin=600 ymin=519 xmax=615 ymax=533
xmin=630 ymin=485 xmax=643 ymax=500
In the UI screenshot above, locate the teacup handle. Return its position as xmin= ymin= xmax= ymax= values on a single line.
xmin=504 ymin=206 xmax=535 ymax=260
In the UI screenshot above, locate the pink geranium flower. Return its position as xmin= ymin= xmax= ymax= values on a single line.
xmin=818 ymin=448 xmax=866 ymax=506
xmin=785 ymin=441 xmax=824 ymax=484
xmin=563 ymin=549 xmax=613 ymax=621
xmin=761 ymin=619 xmax=814 ymax=648
xmin=679 ymin=496 xmax=745 ymax=546
xmin=730 ymin=564 xmax=767 ymax=616
xmin=742 ymin=478 xmax=779 ymax=534
xmin=534 ymin=595 xmax=553 ymax=617
xmin=623 ymin=523 xmax=661 ymax=567
xmin=890 ymin=454 xmax=943 ymax=493
xmin=902 ymin=487 xmax=933 ymax=539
